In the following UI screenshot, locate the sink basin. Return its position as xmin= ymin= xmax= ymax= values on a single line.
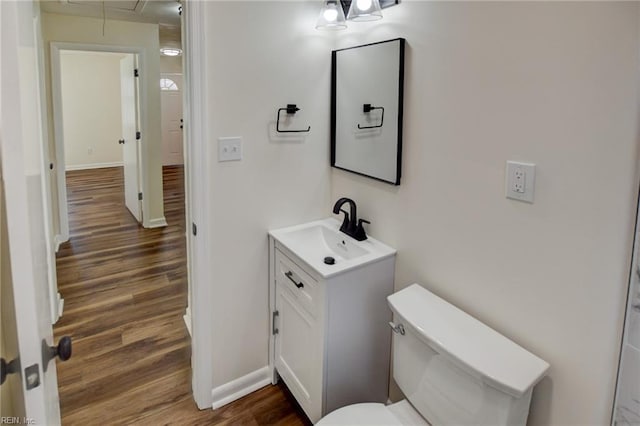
xmin=269 ymin=218 xmax=396 ymax=278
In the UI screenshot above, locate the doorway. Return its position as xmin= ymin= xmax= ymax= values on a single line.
xmin=50 ymin=43 xmax=151 ymax=238
xmin=43 ymin=8 xmax=192 ymax=422
xmin=57 ymin=49 xmax=142 ymax=223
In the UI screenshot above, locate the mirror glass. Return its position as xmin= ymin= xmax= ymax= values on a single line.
xmin=331 ymin=38 xmax=405 ymax=185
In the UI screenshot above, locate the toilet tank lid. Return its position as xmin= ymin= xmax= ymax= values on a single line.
xmin=388 ymin=284 xmax=550 ymax=398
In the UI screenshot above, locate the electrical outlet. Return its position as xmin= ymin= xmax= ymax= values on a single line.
xmin=506 ymin=161 xmax=535 ymax=203
xmin=88 ymin=147 xmax=93 ymax=155
xmin=513 ymin=168 xmax=525 ymax=193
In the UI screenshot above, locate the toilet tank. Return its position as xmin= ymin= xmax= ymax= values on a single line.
xmin=387 ymin=284 xmax=549 ymax=426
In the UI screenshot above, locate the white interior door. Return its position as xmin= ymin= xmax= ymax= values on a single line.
xmin=1 ymin=0 xmax=64 ymax=422
xmin=120 ymin=54 xmax=142 ymax=222
xmin=161 ymin=74 xmax=184 ymax=166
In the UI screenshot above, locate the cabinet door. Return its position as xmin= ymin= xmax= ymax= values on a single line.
xmin=275 ymin=284 xmax=322 ymax=422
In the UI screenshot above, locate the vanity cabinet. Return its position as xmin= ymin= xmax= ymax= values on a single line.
xmin=269 ymin=237 xmax=396 ymax=423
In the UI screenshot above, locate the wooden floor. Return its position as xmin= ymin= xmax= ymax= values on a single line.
xmin=54 ymin=166 xmax=310 ymax=425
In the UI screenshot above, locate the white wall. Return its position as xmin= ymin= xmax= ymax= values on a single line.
xmin=43 ymin=13 xmax=165 ymax=230
xmin=200 ymin=1 xmax=640 ymax=424
xmin=160 ymin=55 xmax=182 ymax=74
xmin=330 ymin=2 xmax=640 ymax=425
xmin=202 ymin=1 xmax=332 ymax=389
xmin=60 ymin=51 xmax=124 ymax=170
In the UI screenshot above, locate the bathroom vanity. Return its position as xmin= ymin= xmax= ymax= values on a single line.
xmin=268 ymin=218 xmax=396 ymax=423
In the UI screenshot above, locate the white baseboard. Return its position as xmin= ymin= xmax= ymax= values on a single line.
xmin=211 ymin=366 xmax=272 ymax=410
xmin=183 ymin=307 xmax=192 ymax=337
xmin=65 ymin=161 xmax=123 ymax=171
xmin=146 ymin=217 xmax=168 ymax=228
xmin=54 ymin=234 xmax=68 ymax=252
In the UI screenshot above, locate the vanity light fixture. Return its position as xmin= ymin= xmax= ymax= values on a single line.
xmin=316 ymin=0 xmax=397 ymax=30
xmin=160 ymin=47 xmax=182 ymax=57
xmin=347 ymin=0 xmax=383 ymax=21
xmin=316 ymin=0 xmax=347 ymax=30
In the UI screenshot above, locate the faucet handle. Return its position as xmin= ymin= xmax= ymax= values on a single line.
xmin=354 ymin=219 xmax=370 ymax=241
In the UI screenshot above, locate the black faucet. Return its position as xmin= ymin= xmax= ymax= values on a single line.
xmin=332 ymin=197 xmax=370 ymax=241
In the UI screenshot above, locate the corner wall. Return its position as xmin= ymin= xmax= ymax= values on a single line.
xmin=330 ymin=2 xmax=640 ymax=425
xmin=202 ymin=1 xmax=332 ymax=389
xmin=42 ymin=13 xmax=164 ymax=229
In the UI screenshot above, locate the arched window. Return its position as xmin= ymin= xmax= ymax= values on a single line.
xmin=160 ymin=78 xmax=178 ymax=91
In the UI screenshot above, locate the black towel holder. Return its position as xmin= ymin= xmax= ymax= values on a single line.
xmin=357 ymin=104 xmax=385 ymax=129
xmin=276 ymin=104 xmax=311 ymax=133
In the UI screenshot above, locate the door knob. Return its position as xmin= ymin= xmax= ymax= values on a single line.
xmin=42 ymin=336 xmax=72 ymax=372
xmin=118 ymin=139 xmax=125 ymax=145
xmin=1 ymin=357 xmax=19 ymax=386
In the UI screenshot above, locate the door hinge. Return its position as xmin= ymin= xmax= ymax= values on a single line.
xmin=136 ymin=131 xmax=141 ymax=140
xmin=272 ymin=310 xmax=279 ymax=335
xmin=134 ymin=68 xmax=139 ymax=77
xmin=192 ymin=222 xmax=197 ymax=236
xmin=138 ymin=192 xmax=143 ymax=201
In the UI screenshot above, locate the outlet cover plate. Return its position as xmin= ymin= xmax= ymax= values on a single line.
xmin=218 ymin=137 xmax=242 ymax=162
xmin=506 ymin=161 xmax=535 ymax=203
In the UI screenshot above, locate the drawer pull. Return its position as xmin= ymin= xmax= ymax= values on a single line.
xmin=285 ymin=271 xmax=304 ymax=288
xmin=389 ymin=322 xmax=405 ymax=335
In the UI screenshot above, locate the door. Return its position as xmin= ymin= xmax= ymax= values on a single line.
xmin=120 ymin=54 xmax=142 ymax=222
xmin=275 ymin=285 xmax=318 ymax=417
xmin=161 ymin=74 xmax=184 ymax=165
xmin=273 ymin=252 xmax=322 ymax=422
xmin=1 ymin=0 xmax=66 ymax=422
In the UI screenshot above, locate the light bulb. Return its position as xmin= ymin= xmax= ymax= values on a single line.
xmin=316 ymin=0 xmax=347 ymax=30
xmin=356 ymin=0 xmax=372 ymax=11
xmin=347 ymin=0 xmax=382 ymax=21
xmin=160 ymin=47 xmax=182 ymax=57
xmin=323 ymin=8 xmax=338 ymax=22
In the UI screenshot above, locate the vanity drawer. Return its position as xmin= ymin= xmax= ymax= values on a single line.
xmin=276 ymin=250 xmax=318 ymax=317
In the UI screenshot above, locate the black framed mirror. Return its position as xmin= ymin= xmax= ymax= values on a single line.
xmin=331 ymin=38 xmax=405 ymax=185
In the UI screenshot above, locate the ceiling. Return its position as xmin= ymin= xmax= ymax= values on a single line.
xmin=40 ymin=0 xmax=181 ymax=44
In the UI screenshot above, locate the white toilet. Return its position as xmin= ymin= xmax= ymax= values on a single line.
xmin=317 ymin=284 xmax=550 ymax=426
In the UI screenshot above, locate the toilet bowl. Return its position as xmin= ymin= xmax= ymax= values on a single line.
xmin=317 ymin=400 xmax=427 ymax=425
xmin=316 ymin=284 xmax=550 ymax=426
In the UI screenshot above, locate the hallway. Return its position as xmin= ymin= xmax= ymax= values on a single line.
xmin=53 ymin=166 xmax=308 ymax=425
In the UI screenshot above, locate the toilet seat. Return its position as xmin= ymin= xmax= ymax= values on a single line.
xmin=316 ymin=400 xmax=428 ymax=426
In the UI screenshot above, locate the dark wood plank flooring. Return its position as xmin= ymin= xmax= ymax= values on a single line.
xmin=54 ymin=166 xmax=309 ymax=425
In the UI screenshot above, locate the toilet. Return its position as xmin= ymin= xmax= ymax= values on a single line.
xmin=317 ymin=284 xmax=550 ymax=426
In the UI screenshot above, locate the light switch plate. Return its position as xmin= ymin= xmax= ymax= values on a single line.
xmin=505 ymin=161 xmax=535 ymax=203
xmin=218 ymin=137 xmax=242 ymax=162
